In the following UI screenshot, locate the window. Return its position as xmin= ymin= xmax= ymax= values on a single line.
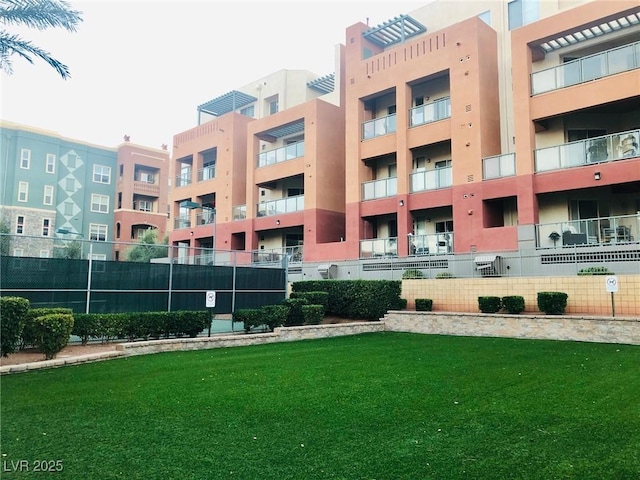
xmin=42 ymin=218 xmax=51 ymax=237
xmin=20 ymin=149 xmax=30 ymax=169
xmin=16 ymin=215 xmax=25 ymax=234
xmin=508 ymin=0 xmax=538 ymax=30
xmin=46 ymin=153 xmax=56 ymax=173
xmin=40 ymin=250 xmax=50 ymax=258
xmin=387 ymin=105 xmax=397 ymax=115
xmin=91 ymin=194 xmax=109 ymax=213
xmin=435 ymin=220 xmax=454 ymax=233
xmin=13 ymin=248 xmax=24 ymax=257
xmin=18 ymin=182 xmax=28 ymax=202
xmin=240 ymin=105 xmax=255 ymax=117
xmin=93 ymin=164 xmax=111 ymax=184
xmin=414 ymin=96 xmax=424 ymax=107
xmin=43 ymin=185 xmax=54 ymax=205
xmin=140 ymin=172 xmax=154 ymax=184
xmin=269 ymin=97 xmax=279 ymax=115
xmin=89 ymin=223 xmax=107 ymax=241
xmin=134 ymin=200 xmax=152 ymax=212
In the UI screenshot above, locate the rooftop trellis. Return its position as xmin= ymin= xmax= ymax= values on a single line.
xmin=363 ymin=14 xmax=427 ymax=47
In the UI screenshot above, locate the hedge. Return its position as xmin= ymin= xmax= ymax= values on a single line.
xmin=22 ymin=308 xmax=73 ymax=349
xmin=301 ymin=305 xmax=324 ymax=325
xmin=289 ymin=291 xmax=329 ymax=314
xmin=0 ymin=296 xmax=30 ymax=357
xmin=32 ymin=313 xmax=74 ymax=360
xmin=478 ymin=296 xmax=502 ymax=313
xmin=415 ymin=299 xmax=433 ymax=311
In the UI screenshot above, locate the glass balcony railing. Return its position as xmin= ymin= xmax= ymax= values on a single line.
xmin=360 ymin=237 xmax=398 ymax=258
xmin=535 ymin=214 xmax=639 ymax=248
xmin=362 ymin=114 xmax=397 ymax=140
xmin=409 ymin=97 xmax=451 ymax=127
xmin=483 ymin=153 xmax=516 ymax=180
xmin=174 ymin=215 xmax=191 ymax=229
xmin=232 ymin=205 xmax=246 ymax=221
xmin=175 ymin=171 xmax=192 ymax=187
xmin=197 ymin=164 xmax=216 ymax=182
xmin=410 ymin=167 xmax=452 ymax=192
xmin=362 ymin=177 xmax=397 ymax=200
xmin=257 ymin=195 xmax=304 ymax=217
xmin=408 ymin=232 xmax=454 ymax=255
xmin=196 ymin=210 xmax=215 ymax=225
xmin=535 ymin=129 xmax=639 ymax=172
xmin=531 ymin=41 xmax=640 ymax=95
xmin=252 ymin=245 xmax=304 ymax=264
xmin=258 ymin=141 xmax=305 ymax=167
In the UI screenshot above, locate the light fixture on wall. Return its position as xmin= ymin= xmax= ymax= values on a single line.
xmin=399 ymin=200 xmax=404 ymax=206
xmin=276 ymin=220 xmax=280 ymax=225
xmin=594 ymin=171 xmax=601 ymax=180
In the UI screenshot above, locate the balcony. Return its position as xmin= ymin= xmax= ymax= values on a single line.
xmin=133 ymin=180 xmax=160 ymax=196
xmin=536 ymin=214 xmax=639 ymax=248
xmin=532 ymin=41 xmax=640 ymax=95
xmin=535 ymin=129 xmax=639 ymax=172
xmin=483 ymin=153 xmax=516 ymax=180
xmin=410 ymin=167 xmax=452 ymax=192
xmin=252 ymin=245 xmax=303 ymax=264
xmin=409 ymin=97 xmax=451 ymax=127
xmin=258 ymin=141 xmax=305 ymax=167
xmin=362 ymin=114 xmax=397 ymax=140
xmin=197 ymin=165 xmax=216 ymax=182
xmin=362 ymin=177 xmax=397 ymax=200
xmin=175 ymin=171 xmax=192 ymax=187
xmin=408 ymin=232 xmax=454 ymax=255
xmin=196 ymin=210 xmax=215 ymax=225
xmin=257 ymin=195 xmax=304 ymax=217
xmin=233 ymin=205 xmax=246 ymax=221
xmin=174 ymin=215 xmax=191 ymax=229
xmin=360 ymin=237 xmax=398 ymax=258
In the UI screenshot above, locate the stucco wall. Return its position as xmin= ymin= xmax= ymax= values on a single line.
xmin=402 ymin=275 xmax=640 ymax=317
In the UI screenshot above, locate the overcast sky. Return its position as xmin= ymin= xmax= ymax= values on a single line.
xmin=0 ymin=0 xmax=426 ymax=150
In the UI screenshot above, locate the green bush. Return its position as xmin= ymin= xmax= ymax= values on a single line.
xmin=282 ymin=298 xmax=309 ymax=326
xmin=0 ymin=296 xmax=29 ymax=357
xmin=502 ymin=296 xmax=525 ymax=314
xmin=23 ymin=308 xmax=73 ymax=349
xmin=173 ymin=311 xmax=211 ymax=337
xmin=478 ymin=296 xmax=502 ymax=313
xmin=577 ymin=266 xmax=613 ymax=276
xmin=302 ymin=305 xmax=324 ymax=325
xmin=436 ymin=272 xmax=455 ymax=279
xmin=415 ymin=299 xmax=433 ymax=311
xmin=537 ymin=292 xmax=568 ymax=315
xmin=73 ymin=313 xmax=100 ymax=345
xmin=395 ymin=298 xmax=408 ymax=310
xmin=232 ymin=309 xmax=263 ymax=333
xmin=290 ymin=291 xmax=329 ymax=314
xmin=402 ymin=269 xmax=424 ymax=279
xmin=32 ymin=313 xmax=74 ymax=360
xmin=260 ymin=305 xmax=289 ymax=332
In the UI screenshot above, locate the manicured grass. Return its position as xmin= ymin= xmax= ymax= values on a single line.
xmin=1 ymin=333 xmax=639 ymax=479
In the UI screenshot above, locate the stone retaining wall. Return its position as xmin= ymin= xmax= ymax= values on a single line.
xmin=383 ymin=311 xmax=640 ymax=345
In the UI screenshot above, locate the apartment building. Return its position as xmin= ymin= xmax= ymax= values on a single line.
xmin=169 ymin=0 xmax=639 ymax=273
xmin=0 ymin=122 xmax=170 ymax=260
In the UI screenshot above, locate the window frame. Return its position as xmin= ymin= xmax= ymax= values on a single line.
xmin=91 ymin=193 xmax=110 ymax=213
xmin=18 ymin=181 xmax=28 ymax=202
xmin=20 ymin=148 xmax=31 ymax=169
xmin=89 ymin=223 xmax=108 ymax=242
xmin=42 ymin=218 xmax=52 ymax=237
xmin=46 ymin=153 xmax=56 ymax=173
xmin=16 ymin=215 xmax=25 ymax=235
xmin=43 ymin=185 xmax=54 ymax=205
xmin=93 ymin=164 xmax=112 ymax=184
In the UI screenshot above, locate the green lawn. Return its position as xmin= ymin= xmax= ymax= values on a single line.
xmin=1 ymin=333 xmax=639 ymax=479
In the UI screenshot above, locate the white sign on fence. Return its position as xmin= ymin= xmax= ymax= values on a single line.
xmin=205 ymin=290 xmax=216 ymax=308
xmin=605 ymin=276 xmax=618 ymax=293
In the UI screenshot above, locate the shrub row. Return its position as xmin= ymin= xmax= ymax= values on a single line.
xmin=477 ymin=292 xmax=568 ymax=315
xmin=292 ymin=280 xmax=403 ymax=320
xmin=233 ymin=296 xmax=328 ymax=333
xmin=73 ymin=311 xmax=211 ymax=343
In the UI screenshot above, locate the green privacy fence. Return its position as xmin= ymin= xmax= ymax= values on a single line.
xmin=0 ymin=255 xmax=286 ymax=314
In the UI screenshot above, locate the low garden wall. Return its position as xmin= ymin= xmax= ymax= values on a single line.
xmin=383 ymin=311 xmax=640 ymax=345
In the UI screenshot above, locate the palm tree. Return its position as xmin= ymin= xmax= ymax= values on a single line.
xmin=0 ymin=0 xmax=82 ymax=79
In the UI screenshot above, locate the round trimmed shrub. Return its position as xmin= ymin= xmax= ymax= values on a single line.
xmin=502 ymin=296 xmax=525 ymax=314
xmin=537 ymin=291 xmax=568 ymax=315
xmin=415 ymin=299 xmax=433 ymax=311
xmin=260 ymin=304 xmax=289 ymax=331
xmin=402 ymin=269 xmax=424 ymax=279
xmin=0 ymin=296 xmax=30 ymax=357
xmin=33 ymin=313 xmax=74 ymax=360
xmin=478 ymin=296 xmax=502 ymax=313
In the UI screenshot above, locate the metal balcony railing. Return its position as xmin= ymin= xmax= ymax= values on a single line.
xmin=409 ymin=97 xmax=451 ymax=127
xmin=535 ymin=129 xmax=639 ymax=172
xmin=362 ymin=114 xmax=397 ymax=140
xmin=258 ymin=140 xmax=305 ymax=167
xmin=360 ymin=237 xmax=398 ymax=258
xmin=532 ymin=41 xmax=640 ymax=95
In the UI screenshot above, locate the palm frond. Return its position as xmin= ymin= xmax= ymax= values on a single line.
xmin=0 ymin=31 xmax=70 ymax=78
xmin=0 ymin=0 xmax=83 ymax=32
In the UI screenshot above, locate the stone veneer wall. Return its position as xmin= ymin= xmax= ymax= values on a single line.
xmin=401 ymin=275 xmax=640 ymax=317
xmin=383 ymin=311 xmax=639 ymax=345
